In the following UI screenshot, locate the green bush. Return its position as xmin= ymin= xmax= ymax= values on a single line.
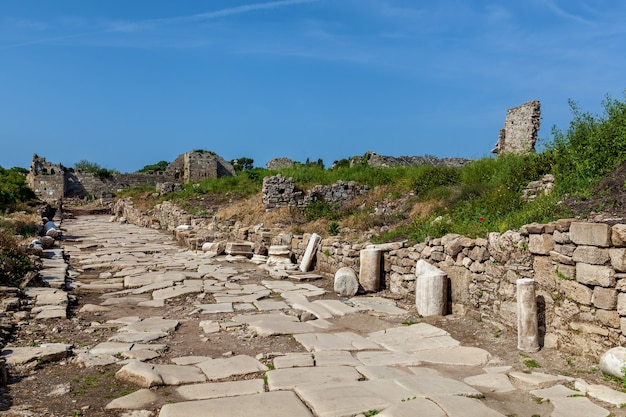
xmin=0 ymin=231 xmax=34 ymax=287
xmin=411 ymin=165 xmax=461 ymax=197
xmin=0 ymin=167 xmax=36 ymax=212
xmin=138 ymin=160 xmax=169 ymax=174
xmin=549 ymin=94 xmax=626 ymax=194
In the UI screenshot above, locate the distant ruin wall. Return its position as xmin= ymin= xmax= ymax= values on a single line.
xmin=349 ymin=152 xmax=471 ymax=168
xmin=28 ymin=151 xmax=235 ymax=202
xmin=492 ymin=100 xmax=541 ymax=155
xmin=262 ymin=174 xmax=370 ymax=210
xmin=65 ymin=172 xmax=167 ymax=198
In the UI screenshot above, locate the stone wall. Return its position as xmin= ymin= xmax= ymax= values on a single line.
xmin=348 ymin=152 xmax=471 ymax=168
xmin=111 ymin=197 xmax=626 ymax=359
xmin=262 ymin=174 xmax=369 ymax=210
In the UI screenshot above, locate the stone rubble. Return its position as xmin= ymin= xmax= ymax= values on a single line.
xmin=2 ymin=214 xmax=625 ymax=417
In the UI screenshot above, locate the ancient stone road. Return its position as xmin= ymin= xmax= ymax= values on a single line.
xmin=4 ymin=215 xmax=626 ymax=416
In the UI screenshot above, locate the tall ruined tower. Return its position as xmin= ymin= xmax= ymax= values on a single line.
xmin=492 ymin=100 xmax=541 ymax=155
xmin=26 ymin=154 xmax=66 ymax=202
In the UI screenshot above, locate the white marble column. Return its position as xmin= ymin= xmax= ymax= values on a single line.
xmin=359 ymin=248 xmax=381 ymax=292
xmin=517 ymin=278 xmax=540 ymax=353
xmin=299 ymin=233 xmax=321 ymax=272
xmin=415 ymin=260 xmax=448 ymax=316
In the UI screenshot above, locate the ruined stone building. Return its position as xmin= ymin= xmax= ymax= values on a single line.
xmin=492 ymin=100 xmax=541 ymax=155
xmin=27 ymin=151 xmax=235 ymax=203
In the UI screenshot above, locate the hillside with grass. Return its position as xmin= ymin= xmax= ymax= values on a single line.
xmin=114 ymin=94 xmax=626 ymax=244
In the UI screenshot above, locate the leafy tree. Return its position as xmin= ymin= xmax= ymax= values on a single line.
xmin=231 ymin=157 xmax=254 ymax=171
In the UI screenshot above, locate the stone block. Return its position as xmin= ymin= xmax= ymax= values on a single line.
xmin=592 ymin=287 xmax=617 ymax=310
xmin=572 ymin=246 xmax=610 ymax=265
xmin=553 ymin=230 xmax=571 ymax=244
xmin=558 ymin=280 xmax=592 ymax=305
xmin=532 ymin=256 xmax=557 ymax=290
xmin=570 ymin=222 xmax=611 ymax=247
xmin=612 ymin=224 xmax=626 ymax=247
xmin=550 ymin=251 xmax=574 ymax=265
xmin=555 ymin=243 xmax=575 ymax=257
xmin=576 ymin=263 xmax=615 ymax=287
xmin=617 ymin=293 xmax=626 ymax=316
xmin=528 ymin=234 xmax=554 ymax=255
xmin=596 ymin=310 xmax=620 ymax=328
xmin=610 ymin=248 xmax=626 ymax=272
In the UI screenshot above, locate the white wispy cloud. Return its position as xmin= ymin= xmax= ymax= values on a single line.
xmin=543 ymin=0 xmax=594 ymax=25
xmin=0 ymin=0 xmax=318 ymax=49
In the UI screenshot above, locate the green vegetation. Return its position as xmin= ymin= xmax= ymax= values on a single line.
xmin=0 ymin=166 xmax=36 ymax=212
xmin=523 ymin=358 xmax=542 ymax=369
xmin=138 ymin=160 xmax=169 ymax=174
xmin=74 ymin=159 xmax=117 ymax=179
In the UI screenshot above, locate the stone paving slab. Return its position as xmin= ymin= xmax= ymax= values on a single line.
xmin=313 ymin=299 xmax=361 ymax=316
xmin=411 ymin=346 xmax=491 ymax=367
xmin=291 ymin=300 xmax=334 ymax=319
xmin=195 ymin=355 xmax=268 ymax=380
xmin=100 ymin=296 xmax=151 ymax=306
xmin=428 ymin=394 xmax=506 ymax=417
xmin=464 ymin=372 xmax=516 ymax=393
xmin=378 ymin=398 xmax=447 ymax=417
xmin=575 ymin=378 xmax=626 ymax=406
xmin=105 ymin=388 xmax=161 ymax=410
xmin=273 ymin=352 xmax=314 ymax=369
xmin=355 ymin=365 xmax=414 ymax=380
xmin=314 ymin=350 xmax=362 ymax=367
xmin=152 ymin=364 xmax=207 ymax=385
xmin=393 ymin=374 xmax=484 ymax=398
xmin=253 ymin=299 xmax=290 ymax=311
xmin=109 ymin=331 xmax=168 ymax=343
xmin=158 ymin=391 xmax=314 ymax=417
xmin=175 ymin=379 xmax=265 ymax=400
xmin=267 ymin=365 xmax=362 ymax=391
xmin=232 ymin=313 xmax=320 ymax=336
xmin=367 ymin=324 xmax=459 ymax=352
xmin=509 ymin=371 xmax=571 ymax=390
xmin=2 ymin=343 xmax=71 ymax=366
xmin=295 ymin=332 xmax=381 ymax=351
xmin=356 ymin=351 xmax=422 ymax=367
xmin=152 ymin=284 xmax=203 ymax=300
xmin=294 ymin=380 xmax=415 ymax=417
xmin=530 ymin=385 xmax=610 ymax=417
xmin=119 ymin=317 xmax=179 ymax=334
xmin=350 ymin=297 xmax=407 ymax=315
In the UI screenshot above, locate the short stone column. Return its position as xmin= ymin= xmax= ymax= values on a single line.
xmin=299 ymin=233 xmax=321 ymax=272
xmin=334 ymin=267 xmax=359 ymax=297
xmin=517 ymin=278 xmax=540 ymax=353
xmin=359 ymin=248 xmax=381 ymax=292
xmin=415 ymin=260 xmax=448 ymax=316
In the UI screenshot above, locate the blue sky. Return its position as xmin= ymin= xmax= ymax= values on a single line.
xmin=1 ymin=0 xmax=625 ymax=172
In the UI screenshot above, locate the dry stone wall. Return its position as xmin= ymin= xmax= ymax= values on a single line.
xmin=111 ymin=197 xmax=626 ymax=359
